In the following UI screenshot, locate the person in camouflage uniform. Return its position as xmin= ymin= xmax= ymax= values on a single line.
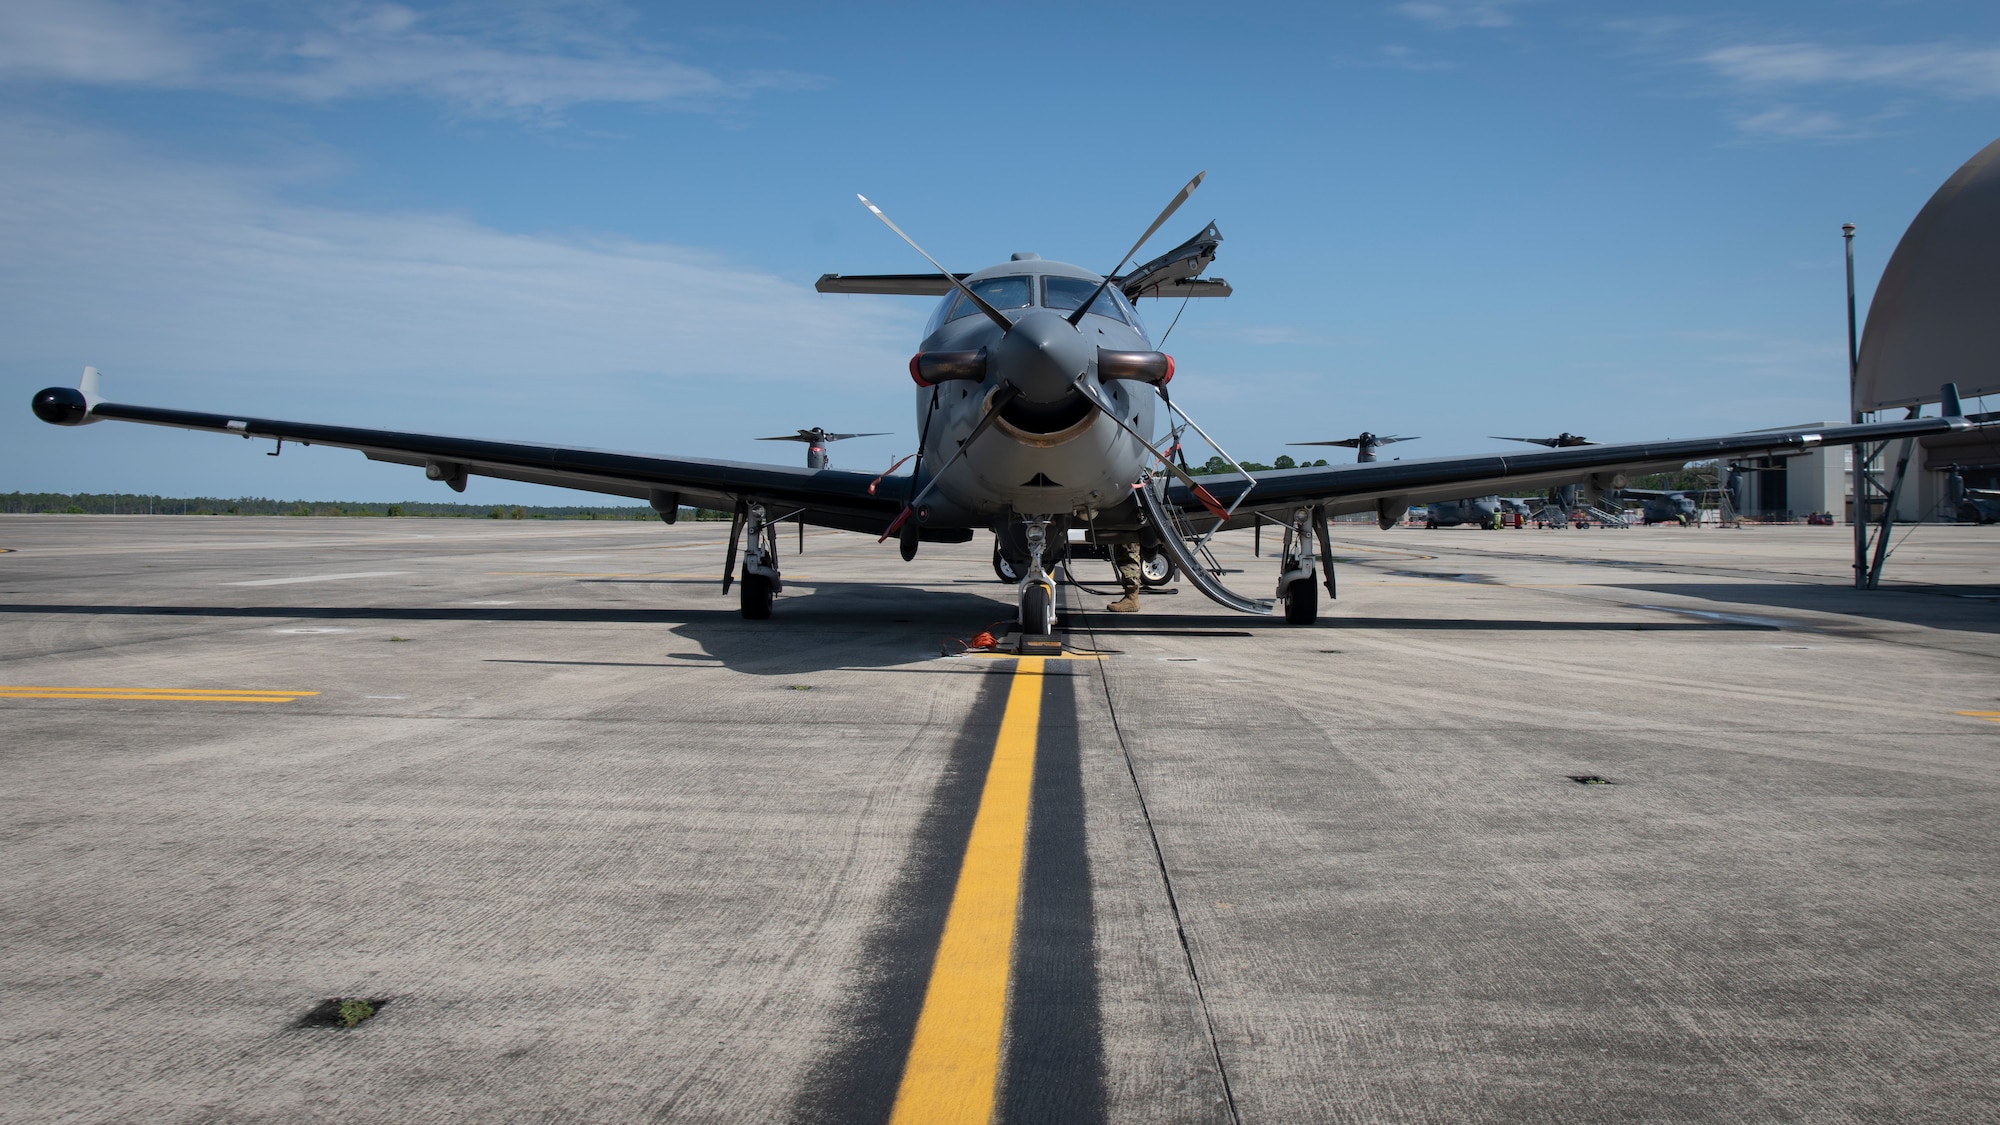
xmin=1108 ymin=540 xmax=1143 ymax=613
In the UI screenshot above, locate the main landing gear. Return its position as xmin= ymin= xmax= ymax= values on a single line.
xmin=736 ymin=502 xmax=783 ymax=619
xmin=1276 ymin=505 xmax=1335 ymax=626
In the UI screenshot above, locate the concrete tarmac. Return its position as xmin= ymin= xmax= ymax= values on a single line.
xmin=2 ymin=515 xmax=1996 ymax=1123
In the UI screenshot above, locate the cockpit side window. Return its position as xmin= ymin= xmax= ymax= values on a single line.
xmin=942 ymin=275 xmax=1033 ymax=325
xmin=1040 ymin=275 xmax=1134 ymax=327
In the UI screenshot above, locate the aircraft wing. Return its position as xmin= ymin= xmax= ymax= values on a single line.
xmin=1165 ymin=415 xmax=1971 ymax=530
xmin=56 ymin=394 xmax=913 ymax=536
xmin=815 ymin=273 xmax=966 ymax=296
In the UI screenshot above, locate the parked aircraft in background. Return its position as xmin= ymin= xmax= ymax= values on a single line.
xmin=1288 ymin=432 xmax=1418 ymax=463
xmin=1496 ymin=433 xmax=1596 ymax=448
xmin=756 ymin=428 xmax=888 ymax=470
xmin=1618 ymin=487 xmax=1714 ymax=525
xmin=1946 ymin=466 xmax=2000 ymax=523
xmin=1422 ymin=497 xmax=1505 ymax=528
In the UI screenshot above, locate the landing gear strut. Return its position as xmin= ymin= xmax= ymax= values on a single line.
xmin=1277 ymin=505 xmax=1322 ymax=626
xmin=738 ymin=502 xmax=782 ymax=619
xmin=1016 ymin=516 xmax=1057 ymax=637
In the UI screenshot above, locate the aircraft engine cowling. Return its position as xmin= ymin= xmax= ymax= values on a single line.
xmin=31 ymin=387 xmax=93 ymax=426
xmin=909 ymin=348 xmax=987 ymax=387
xmin=1096 ymin=349 xmax=1174 ymax=385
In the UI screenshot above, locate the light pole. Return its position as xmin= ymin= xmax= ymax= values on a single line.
xmin=1845 ymin=222 xmax=1866 ymax=588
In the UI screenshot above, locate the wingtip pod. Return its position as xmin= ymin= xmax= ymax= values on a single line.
xmin=30 ymin=367 xmax=103 ymax=426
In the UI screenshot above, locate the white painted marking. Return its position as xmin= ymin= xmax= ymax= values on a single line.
xmin=230 ymin=571 xmax=409 ymax=587
xmin=272 ymin=627 xmax=354 ymax=634
xmin=466 ymin=600 xmax=516 ymax=605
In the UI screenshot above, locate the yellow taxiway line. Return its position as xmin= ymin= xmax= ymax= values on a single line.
xmin=0 ymin=686 xmax=317 ymax=702
xmin=1955 ymin=711 xmax=2000 ymax=724
xmin=889 ymin=656 xmax=1045 ymax=1125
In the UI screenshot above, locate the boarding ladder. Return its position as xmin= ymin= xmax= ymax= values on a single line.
xmin=1135 ymin=478 xmax=1276 ymax=616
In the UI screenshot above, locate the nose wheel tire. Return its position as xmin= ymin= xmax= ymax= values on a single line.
xmin=1282 ymin=575 xmax=1318 ymax=625
xmin=993 ymin=548 xmax=1023 ymax=584
xmin=1020 ymin=583 xmax=1054 ymax=636
xmin=740 ymin=573 xmax=774 ymax=619
xmin=1140 ymin=547 xmax=1177 ymax=587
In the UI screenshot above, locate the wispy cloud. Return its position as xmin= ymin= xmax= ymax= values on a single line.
xmin=1378 ymin=44 xmax=1454 ymax=72
xmin=1731 ymin=104 xmax=1856 ymax=142
xmin=1681 ymin=38 xmax=2000 ymax=142
xmin=1699 ymin=41 xmax=2000 ymax=99
xmin=0 ymin=1 xmax=811 ymax=118
xmin=1392 ymin=1 xmax=1534 ymax=31
xmin=0 ymin=114 xmax=907 ymax=390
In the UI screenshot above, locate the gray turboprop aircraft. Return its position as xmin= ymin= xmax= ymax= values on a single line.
xmin=29 ymin=174 xmax=1977 ymax=635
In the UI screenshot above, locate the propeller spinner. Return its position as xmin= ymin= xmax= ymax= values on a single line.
xmin=756 ymin=428 xmax=888 ymax=469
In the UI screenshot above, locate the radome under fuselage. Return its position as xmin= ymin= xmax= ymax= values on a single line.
xmin=907 ymin=257 xmax=1159 ymax=533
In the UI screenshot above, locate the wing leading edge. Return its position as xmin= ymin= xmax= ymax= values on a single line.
xmin=46 ymin=388 xmax=916 ymax=536
xmin=1166 ymin=411 xmax=1973 ymax=529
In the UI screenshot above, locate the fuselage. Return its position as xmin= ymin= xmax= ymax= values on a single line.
xmin=910 ymin=257 xmax=1158 ymax=531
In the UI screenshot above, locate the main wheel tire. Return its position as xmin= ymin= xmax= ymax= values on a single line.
xmin=1021 ymin=583 xmax=1052 ymax=636
xmin=739 ymin=572 xmax=773 ymax=619
xmin=1282 ymin=575 xmax=1318 ymax=625
xmin=1140 ymin=547 xmax=1177 ymax=587
xmin=993 ymin=548 xmax=1022 ymax=583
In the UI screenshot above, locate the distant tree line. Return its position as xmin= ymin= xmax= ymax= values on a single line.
xmin=0 ymin=493 xmax=736 ymax=520
xmin=1186 ymin=454 xmax=1330 ymax=475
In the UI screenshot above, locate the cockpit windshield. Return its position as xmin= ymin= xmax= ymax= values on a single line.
xmin=1041 ymin=275 xmax=1136 ymax=327
xmin=938 ymin=275 xmax=1033 ymax=326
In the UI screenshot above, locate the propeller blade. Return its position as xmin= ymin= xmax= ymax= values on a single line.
xmin=880 ymin=386 xmax=1022 ymax=542
xmin=857 ymin=195 xmax=1014 ymax=332
xmin=755 ymin=434 xmax=815 ymax=442
xmin=1287 ymin=439 xmax=1363 ymax=448
xmin=1067 ymin=375 xmax=1230 ymax=521
xmin=822 ymin=432 xmax=889 ymax=442
xmin=1068 ymin=171 xmax=1207 ymax=327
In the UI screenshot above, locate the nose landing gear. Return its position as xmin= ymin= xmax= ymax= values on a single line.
xmin=1016 ymin=516 xmax=1058 ymax=636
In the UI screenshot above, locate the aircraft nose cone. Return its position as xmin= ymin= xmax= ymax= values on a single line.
xmin=991 ymin=310 xmax=1091 ymax=404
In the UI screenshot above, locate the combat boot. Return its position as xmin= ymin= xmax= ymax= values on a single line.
xmin=1106 ymin=592 xmax=1141 ymax=613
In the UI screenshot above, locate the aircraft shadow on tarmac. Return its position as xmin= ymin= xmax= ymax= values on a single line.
xmin=1606 ymin=582 xmax=2000 ymax=635
xmin=1074 ymin=610 xmax=1778 ymax=632
xmin=0 ymin=583 xmax=1029 ymax=676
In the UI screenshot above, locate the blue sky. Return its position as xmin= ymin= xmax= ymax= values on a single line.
xmin=5 ymin=0 xmax=1999 ymax=503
